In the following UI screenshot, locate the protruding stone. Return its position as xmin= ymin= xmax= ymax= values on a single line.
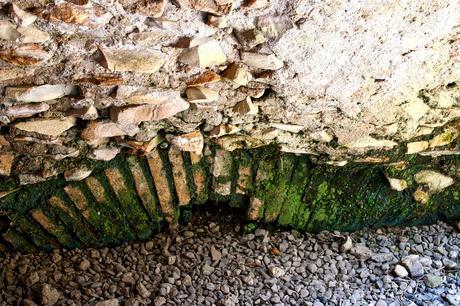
xmin=0 ymin=20 xmax=21 ymax=41
xmin=186 ymin=86 xmax=219 ymax=103
xmin=17 ymin=26 xmax=50 ymax=43
xmin=309 ymin=130 xmax=334 ymax=143
xmin=233 ymin=97 xmax=258 ymax=115
xmin=0 ymin=67 xmax=35 ymax=82
xmin=14 ymin=117 xmax=76 ymax=136
xmin=0 ymin=44 xmax=50 ymax=66
xmin=179 ymin=40 xmax=227 ymax=68
xmin=81 ymin=121 xmax=132 ymax=143
xmin=186 ymin=71 xmax=221 ymax=87
xmin=429 ymin=127 xmax=458 ymax=148
xmin=386 ymin=177 xmax=408 ymax=191
xmin=346 ymin=136 xmax=397 ymax=149
xmin=9 ymin=4 xmax=37 ymax=27
xmin=123 ymin=136 xmax=163 ymax=154
xmin=64 ymin=167 xmax=93 ymax=182
xmin=68 ymin=105 xmax=98 ymax=120
xmin=34 ymin=3 xmax=112 ymax=29
xmin=222 ymin=63 xmax=252 ymax=86
xmin=190 ymin=0 xmax=233 ymax=16
xmin=0 ymin=154 xmax=14 ymax=176
xmin=414 ymin=170 xmax=454 ymax=193
xmin=406 ymin=141 xmax=429 ymax=154
xmin=235 ymin=29 xmax=266 ymax=49
xmin=5 ymin=85 xmax=79 ymax=103
xmin=256 ymin=15 xmax=293 ymax=41
xmin=207 ymin=15 xmax=227 ymax=28
xmin=166 ymin=131 xmax=204 ymax=154
xmin=116 ymin=86 xmax=182 ymax=105
xmin=270 ymin=123 xmax=303 ymax=133
xmin=99 ymin=48 xmax=164 ymax=73
xmin=4 ymin=103 xmax=49 ymax=119
xmin=111 ymin=100 xmax=189 ymax=125
xmin=89 ymin=146 xmax=120 ymax=161
xmin=241 ymin=52 xmax=283 ymax=70
xmin=210 ymin=124 xmax=240 ymax=138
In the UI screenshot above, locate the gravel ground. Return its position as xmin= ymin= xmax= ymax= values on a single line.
xmin=1 ymin=208 xmax=460 ymax=306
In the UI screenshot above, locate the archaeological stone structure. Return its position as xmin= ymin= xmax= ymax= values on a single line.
xmin=0 ymin=0 xmax=458 ymax=252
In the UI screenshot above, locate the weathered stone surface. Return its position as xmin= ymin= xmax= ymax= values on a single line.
xmin=89 ymin=147 xmax=120 ymax=161
xmin=414 ymin=170 xmax=454 ymax=193
xmin=5 ymin=85 xmax=79 ymax=103
xmin=213 ymin=149 xmax=232 ymax=195
xmin=186 ymin=71 xmax=221 ymax=87
xmin=68 ymin=105 xmax=98 ymax=120
xmin=81 ymin=120 xmax=132 ymax=142
xmin=116 ymin=86 xmax=181 ymax=105
xmin=345 ymin=136 xmax=397 ymax=149
xmin=9 ymin=4 xmax=37 ymax=27
xmin=223 ymin=63 xmax=252 ymax=86
xmin=168 ymin=146 xmax=191 ymax=206
xmin=64 ymin=167 xmax=93 ymax=182
xmin=34 ymin=3 xmax=112 ymax=28
xmin=147 ymin=150 xmax=176 ymax=226
xmin=17 ymin=26 xmax=50 ymax=43
xmin=0 ymin=67 xmax=35 ymax=82
xmin=0 ymin=20 xmax=21 ymax=41
xmin=186 ymin=87 xmax=219 ymax=103
xmin=232 ymin=97 xmax=258 ymax=115
xmin=179 ymin=40 xmax=227 ymax=68
xmin=14 ymin=117 xmax=76 ymax=136
xmin=407 ymin=141 xmax=430 ymax=154
xmin=386 ymin=177 xmax=408 ymax=192
xmin=240 ymin=52 xmax=283 ymax=70
xmin=247 ymin=197 xmax=263 ymax=220
xmin=166 ymin=131 xmax=204 ymax=154
xmin=111 ymin=100 xmax=189 ymax=125
xmin=0 ymin=44 xmax=49 ymax=66
xmin=40 ymin=284 xmax=60 ymax=306
xmin=401 ymin=255 xmax=424 ymax=278
xmin=0 ymin=154 xmax=14 ymax=176
xmin=4 ymin=103 xmax=49 ymax=119
xmin=99 ymin=48 xmax=164 ymax=73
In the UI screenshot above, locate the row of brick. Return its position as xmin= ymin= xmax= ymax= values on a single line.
xmin=1 ymin=146 xmax=459 ymax=252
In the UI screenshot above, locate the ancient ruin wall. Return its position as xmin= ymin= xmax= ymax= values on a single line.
xmin=0 ymin=0 xmax=459 ymax=251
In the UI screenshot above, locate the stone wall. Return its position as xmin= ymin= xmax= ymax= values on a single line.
xmin=0 ymin=1 xmax=459 ymax=251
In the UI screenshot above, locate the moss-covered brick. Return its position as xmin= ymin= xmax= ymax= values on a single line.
xmin=212 ymin=149 xmax=233 ymax=197
xmin=30 ymin=209 xmax=79 ymax=249
xmin=85 ymin=176 xmax=137 ymax=241
xmin=234 ymin=150 xmax=254 ymax=196
xmin=48 ymin=195 xmax=100 ymax=247
xmin=2 ymin=229 xmax=37 ymax=253
xmin=264 ymin=154 xmax=297 ymax=222
xmin=250 ymin=157 xmax=277 ymax=220
xmin=127 ymin=156 xmax=162 ymax=223
xmin=168 ymin=146 xmax=192 ymax=206
xmin=277 ymin=156 xmax=311 ymax=226
xmin=10 ymin=213 xmax=60 ymax=251
xmin=189 ymin=152 xmax=209 ymax=204
xmin=147 ymin=150 xmax=178 ymax=227
xmin=104 ymin=167 xmax=152 ymax=240
xmin=65 ymin=185 xmax=120 ymax=245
